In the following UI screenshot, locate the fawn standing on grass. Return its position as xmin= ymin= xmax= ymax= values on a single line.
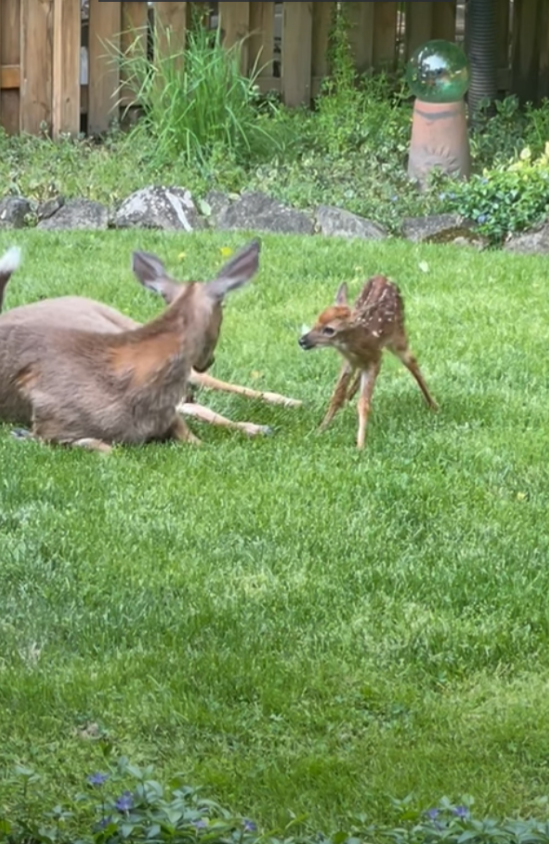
xmin=298 ymin=275 xmax=438 ymax=449
xmin=0 ymin=239 xmax=286 ymax=452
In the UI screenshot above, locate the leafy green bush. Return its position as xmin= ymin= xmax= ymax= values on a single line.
xmin=470 ymin=95 xmax=549 ymax=170
xmin=113 ymin=19 xmax=286 ymax=167
xmin=4 ymin=759 xmax=549 ymax=844
xmin=443 ymin=144 xmax=549 ymax=242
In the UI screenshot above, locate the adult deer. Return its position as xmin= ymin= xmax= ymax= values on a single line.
xmin=298 ymin=275 xmax=438 ymax=449
xmin=0 ymin=239 xmax=300 ymax=452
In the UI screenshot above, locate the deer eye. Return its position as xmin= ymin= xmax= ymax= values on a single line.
xmin=322 ymin=326 xmax=336 ymax=336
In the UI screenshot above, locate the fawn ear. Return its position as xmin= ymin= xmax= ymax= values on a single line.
xmin=131 ymin=251 xmax=181 ymax=304
xmin=205 ymin=238 xmax=261 ymax=302
xmin=335 ymin=282 xmax=348 ymax=306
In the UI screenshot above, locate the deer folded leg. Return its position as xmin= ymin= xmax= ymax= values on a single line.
xmin=356 ymin=361 xmax=381 ymax=450
xmin=319 ymin=361 xmax=355 ymax=432
xmin=178 ymin=401 xmax=273 ymax=437
xmin=190 ymin=371 xmax=302 ymax=408
xmin=166 ymin=415 xmax=202 ymax=445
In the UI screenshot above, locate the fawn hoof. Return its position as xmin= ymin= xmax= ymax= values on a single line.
xmin=260 ymin=425 xmax=274 ymax=436
xmin=12 ymin=427 xmax=33 ymax=440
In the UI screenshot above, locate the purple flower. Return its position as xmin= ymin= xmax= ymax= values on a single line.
xmin=244 ymin=819 xmax=257 ymax=832
xmin=114 ymin=791 xmax=133 ymax=812
xmin=453 ymin=806 xmax=469 ymax=818
xmin=193 ymin=819 xmax=208 ymax=830
xmin=87 ymin=772 xmax=109 ymax=786
xmin=426 ymin=808 xmax=440 ymax=820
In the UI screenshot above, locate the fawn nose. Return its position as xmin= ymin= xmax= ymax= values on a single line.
xmin=298 ymin=335 xmax=312 ymax=350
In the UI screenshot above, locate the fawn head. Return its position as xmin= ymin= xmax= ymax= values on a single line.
xmin=299 ymin=282 xmax=353 ymax=351
xmin=132 ymin=238 xmax=261 ymax=372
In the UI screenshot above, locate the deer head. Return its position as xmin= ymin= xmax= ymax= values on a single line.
xmin=298 ymin=282 xmax=355 ymax=351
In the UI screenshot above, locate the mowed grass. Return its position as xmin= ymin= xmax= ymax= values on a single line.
xmin=0 ymin=230 xmax=548 ymax=830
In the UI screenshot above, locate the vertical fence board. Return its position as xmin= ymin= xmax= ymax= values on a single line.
xmin=405 ymin=2 xmax=434 ymax=59
xmin=155 ymin=2 xmax=187 ymax=62
xmin=312 ymin=1 xmax=334 ymax=83
xmin=88 ymin=0 xmax=121 ymax=133
xmin=373 ymin=2 xmax=398 ymax=68
xmin=52 ymin=0 xmax=80 ymax=137
xmin=495 ymin=0 xmax=511 ymax=73
xmin=347 ymin=2 xmax=374 ymax=73
xmin=432 ymin=1 xmax=457 ymax=41
xmin=219 ymin=2 xmax=250 ymax=73
xmin=249 ymin=2 xmax=274 ymax=77
xmin=0 ymin=0 xmax=20 ymax=133
xmin=282 ymin=1 xmax=312 ymax=105
xmin=20 ymin=0 xmax=53 ymax=135
xmin=511 ymin=0 xmax=542 ymax=102
xmin=537 ymin=0 xmax=549 ymax=99
xmin=120 ymin=2 xmax=148 ymax=105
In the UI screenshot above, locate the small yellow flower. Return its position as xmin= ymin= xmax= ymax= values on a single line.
xmin=250 ymin=370 xmax=263 ymax=380
xmin=220 ymin=246 xmax=233 ymax=258
xmin=177 ymin=251 xmax=186 ymax=261
xmin=516 ymin=492 xmax=527 ymax=501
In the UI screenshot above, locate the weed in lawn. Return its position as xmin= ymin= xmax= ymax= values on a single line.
xmin=0 ymin=231 xmax=548 ymax=834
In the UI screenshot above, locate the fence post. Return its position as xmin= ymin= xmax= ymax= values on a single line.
xmin=282 ymin=1 xmax=313 ymax=106
xmin=155 ymin=1 xmax=187 ymax=66
xmin=372 ymin=2 xmax=398 ymax=69
xmin=219 ymin=2 xmax=250 ymax=74
xmin=52 ymin=0 xmax=80 ymax=138
xmin=0 ymin=0 xmax=20 ymax=134
xmin=511 ymin=0 xmax=542 ymax=103
xmin=249 ymin=1 xmax=274 ymax=80
xmin=312 ymin=1 xmax=335 ymax=95
xmin=20 ymin=0 xmax=54 ymax=135
xmin=88 ymin=0 xmax=121 ymax=134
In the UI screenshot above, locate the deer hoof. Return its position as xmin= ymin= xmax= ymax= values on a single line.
xmin=12 ymin=427 xmax=33 ymax=440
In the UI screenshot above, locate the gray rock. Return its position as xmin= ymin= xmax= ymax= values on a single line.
xmin=401 ymin=213 xmax=464 ymax=242
xmin=202 ymin=189 xmax=233 ymax=225
xmin=315 ymin=205 xmax=388 ymax=240
xmin=113 ymin=186 xmax=204 ymax=231
xmin=216 ymin=191 xmax=314 ymax=235
xmin=503 ymin=221 xmax=549 ymax=254
xmin=0 ymin=196 xmax=32 ymax=229
xmin=37 ymin=198 xmax=109 ymax=230
xmin=37 ymin=196 xmax=65 ymax=221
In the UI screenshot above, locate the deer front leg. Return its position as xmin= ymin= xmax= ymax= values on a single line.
xmin=319 ymin=361 xmax=355 ymax=432
xmin=346 ymin=370 xmax=361 ymax=403
xmin=190 ymin=371 xmax=302 ymax=408
xmin=177 ymin=401 xmax=273 ymax=437
xmin=356 ymin=361 xmax=381 ymax=450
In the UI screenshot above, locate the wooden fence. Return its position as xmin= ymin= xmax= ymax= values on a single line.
xmin=0 ymin=0 xmax=547 ymax=138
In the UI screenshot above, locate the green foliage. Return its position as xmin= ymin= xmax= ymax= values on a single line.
xmin=4 ymin=760 xmax=549 ymax=844
xmin=443 ymin=144 xmax=549 ymax=242
xmin=470 ymin=95 xmax=549 ymax=168
xmin=113 ymin=19 xmax=285 ymax=167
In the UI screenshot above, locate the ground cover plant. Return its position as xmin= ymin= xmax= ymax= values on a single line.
xmin=0 ymin=230 xmax=549 ymax=841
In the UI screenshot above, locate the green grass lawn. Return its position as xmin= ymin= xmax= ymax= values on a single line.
xmin=0 ymin=230 xmax=548 ymax=833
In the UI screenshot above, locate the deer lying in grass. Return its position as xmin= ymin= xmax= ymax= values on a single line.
xmin=298 ymin=275 xmax=438 ymax=449
xmin=0 ymin=239 xmax=299 ymax=452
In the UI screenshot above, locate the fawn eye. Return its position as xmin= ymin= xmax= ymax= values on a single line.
xmin=322 ymin=326 xmax=336 ymax=336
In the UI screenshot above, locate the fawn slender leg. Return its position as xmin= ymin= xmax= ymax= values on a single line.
xmin=347 ymin=370 xmax=361 ymax=403
xmin=190 ymin=371 xmax=302 ymax=408
xmin=356 ymin=360 xmax=381 ymax=449
xmin=178 ymin=402 xmax=273 ymax=437
xmin=319 ymin=361 xmax=355 ymax=432
xmin=390 ymin=345 xmax=438 ymax=410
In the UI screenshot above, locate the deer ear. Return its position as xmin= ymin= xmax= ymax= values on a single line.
xmin=205 ymin=238 xmax=261 ymax=302
xmin=335 ymin=282 xmax=348 ymax=306
xmin=131 ymin=251 xmax=181 ymax=304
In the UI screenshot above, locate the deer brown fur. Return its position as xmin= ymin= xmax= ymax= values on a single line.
xmin=0 ymin=239 xmax=299 ymax=452
xmin=299 ymin=275 xmax=438 ymax=449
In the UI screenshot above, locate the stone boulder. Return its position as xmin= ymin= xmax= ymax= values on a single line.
xmin=401 ymin=213 xmax=488 ymax=249
xmin=113 ymin=186 xmax=204 ymax=231
xmin=216 ymin=191 xmax=314 ymax=235
xmin=0 ymin=196 xmax=32 ymax=229
xmin=503 ymin=221 xmax=549 ymax=254
xmin=37 ymin=198 xmax=109 ymax=230
xmin=315 ymin=205 xmax=388 ymax=240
